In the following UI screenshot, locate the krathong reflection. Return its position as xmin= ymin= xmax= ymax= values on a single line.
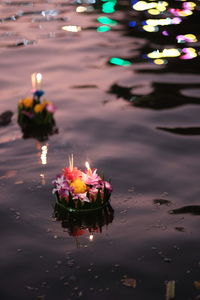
xmin=18 ymin=73 xmax=58 ymax=141
xmin=54 ymin=199 xmax=114 ymax=246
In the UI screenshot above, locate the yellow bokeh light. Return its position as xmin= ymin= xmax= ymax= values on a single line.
xmin=154 ymin=59 xmax=165 ymax=65
xmin=146 ymin=18 xmax=172 ymax=26
xmin=148 ymin=8 xmax=160 ymax=15
xmin=41 ymin=145 xmax=48 ymax=165
xmin=179 ymin=10 xmax=193 ymax=16
xmin=143 ymin=25 xmax=158 ymax=32
xmin=185 ymin=34 xmax=197 ymax=42
xmin=62 ymin=25 xmax=81 ymax=32
xmin=147 ymin=48 xmax=181 ymax=59
xmin=76 ymin=6 xmax=87 ymax=13
xmin=133 ymin=1 xmax=156 ymax=11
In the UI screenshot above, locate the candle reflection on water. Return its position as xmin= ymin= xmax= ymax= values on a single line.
xmin=89 ymin=234 xmax=94 ymax=241
xmin=40 ymin=173 xmax=46 ymax=185
xmin=41 ymin=144 xmax=48 ymax=165
xmin=165 ymin=280 xmax=175 ymax=300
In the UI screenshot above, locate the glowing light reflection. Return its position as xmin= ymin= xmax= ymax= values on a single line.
xmin=133 ymin=1 xmax=168 ymax=12
xmin=180 ymin=47 xmax=197 ymax=59
xmin=62 ymin=26 xmax=81 ymax=32
xmin=169 ymin=8 xmax=193 ymax=17
xmin=102 ymin=0 xmax=117 ymax=14
xmin=109 ymin=57 xmax=132 ymax=66
xmin=177 ymin=34 xmax=197 ymax=43
xmin=97 ymin=16 xmax=118 ymax=25
xmin=89 ymin=234 xmax=94 ymax=241
xmin=76 ymin=5 xmax=94 ymax=12
xmin=145 ymin=17 xmax=181 ymax=26
xmin=147 ymin=48 xmax=181 ymax=59
xmin=41 ymin=145 xmax=48 ymax=165
xmin=143 ymin=25 xmax=159 ymax=32
xmin=97 ymin=25 xmax=111 ymax=32
xmin=40 ymin=173 xmax=46 ymax=185
xmin=154 ymin=58 xmax=168 ymax=65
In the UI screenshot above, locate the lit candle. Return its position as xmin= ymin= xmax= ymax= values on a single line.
xmin=69 ymin=154 xmax=74 ymax=172
xmin=85 ymin=161 xmax=92 ymax=175
xmin=31 ymin=73 xmax=42 ymax=91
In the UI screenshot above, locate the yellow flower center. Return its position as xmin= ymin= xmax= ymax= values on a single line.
xmin=70 ymin=178 xmax=87 ymax=194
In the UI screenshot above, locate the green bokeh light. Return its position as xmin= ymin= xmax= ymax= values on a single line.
xmin=97 ymin=25 xmax=111 ymax=32
xmin=97 ymin=16 xmax=118 ymax=25
xmin=109 ymin=57 xmax=132 ymax=66
xmin=102 ymin=1 xmax=116 ymax=13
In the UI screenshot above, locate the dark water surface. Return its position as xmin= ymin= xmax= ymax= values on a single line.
xmin=1 ymin=0 xmax=200 ymax=299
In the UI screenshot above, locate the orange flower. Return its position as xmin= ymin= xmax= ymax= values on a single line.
xmin=34 ymin=103 xmax=43 ymax=113
xmin=22 ymin=98 xmax=33 ymax=108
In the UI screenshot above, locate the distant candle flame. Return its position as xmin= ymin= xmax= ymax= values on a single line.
xmin=31 ymin=73 xmax=42 ymax=90
xmin=85 ymin=161 xmax=91 ymax=170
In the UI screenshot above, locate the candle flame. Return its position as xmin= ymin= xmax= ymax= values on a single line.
xmin=85 ymin=161 xmax=91 ymax=170
xmin=31 ymin=72 xmax=42 ymax=90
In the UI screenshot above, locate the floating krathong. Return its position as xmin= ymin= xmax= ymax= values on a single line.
xmin=53 ymin=155 xmax=113 ymax=213
xmin=18 ymin=73 xmax=57 ymax=141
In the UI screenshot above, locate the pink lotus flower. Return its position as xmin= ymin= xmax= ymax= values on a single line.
xmin=81 ymin=168 xmax=101 ymax=186
xmin=46 ymin=103 xmax=56 ymax=113
xmin=104 ymin=181 xmax=112 ymax=192
xmin=52 ymin=175 xmax=70 ymax=195
xmin=73 ymin=192 xmax=90 ymax=203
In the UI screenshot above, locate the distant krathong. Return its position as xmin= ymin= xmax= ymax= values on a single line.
xmin=53 ymin=155 xmax=112 ymax=213
xmin=18 ymin=73 xmax=57 ymax=141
